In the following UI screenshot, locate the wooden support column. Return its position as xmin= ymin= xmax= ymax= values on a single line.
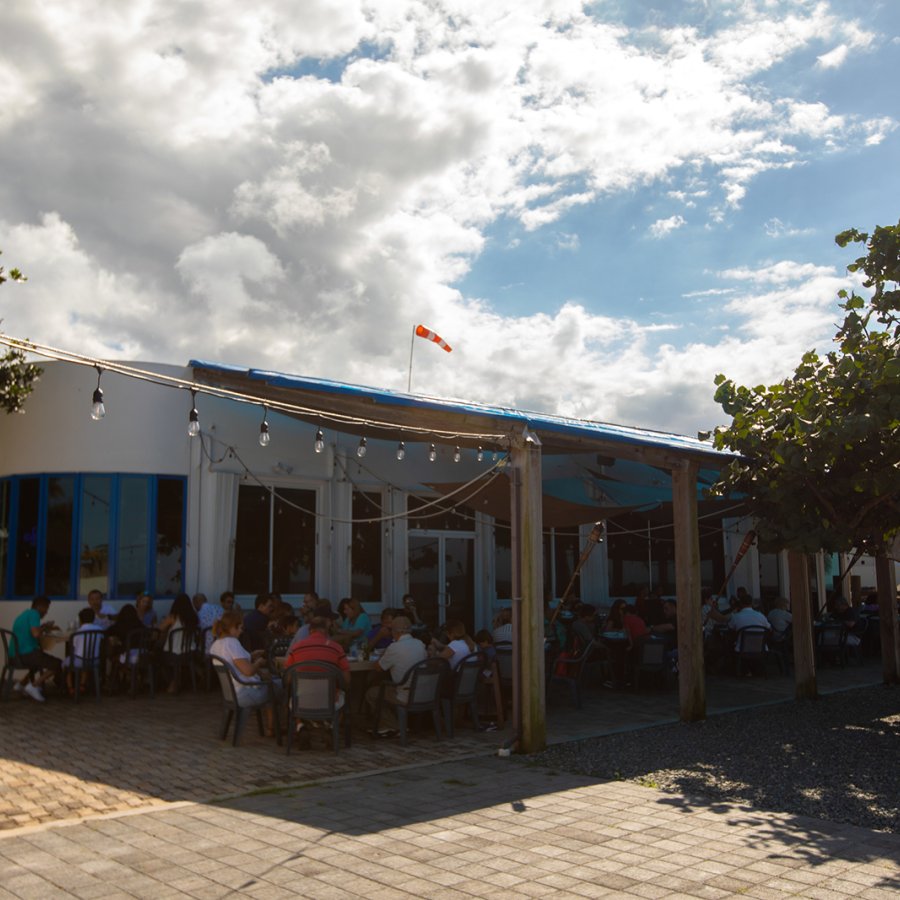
xmin=510 ymin=431 xmax=546 ymax=754
xmin=671 ymin=459 xmax=705 ymax=722
xmin=875 ymin=555 xmax=899 ymax=685
xmin=788 ymin=551 xmax=817 ymax=700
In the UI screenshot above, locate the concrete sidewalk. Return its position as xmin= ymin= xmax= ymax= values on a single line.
xmin=1 ymin=755 xmax=898 ymax=899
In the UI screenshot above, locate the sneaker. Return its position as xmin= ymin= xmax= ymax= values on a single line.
xmin=376 ymin=728 xmax=397 ymax=738
xmin=13 ymin=681 xmax=24 ymax=693
xmin=24 ymin=683 xmax=45 ymax=703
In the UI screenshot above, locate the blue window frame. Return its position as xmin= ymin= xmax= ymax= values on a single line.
xmin=0 ymin=474 xmax=186 ymax=601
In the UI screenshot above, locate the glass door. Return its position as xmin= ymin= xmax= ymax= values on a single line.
xmin=408 ymin=531 xmax=475 ymax=629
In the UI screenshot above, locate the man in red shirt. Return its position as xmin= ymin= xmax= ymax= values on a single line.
xmin=283 ymin=616 xmax=350 ymax=700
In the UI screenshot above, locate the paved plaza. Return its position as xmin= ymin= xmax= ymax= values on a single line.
xmin=1 ymin=662 xmax=897 ymax=897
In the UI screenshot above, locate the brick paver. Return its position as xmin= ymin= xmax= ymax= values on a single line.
xmin=0 ymin=757 xmax=897 ymax=898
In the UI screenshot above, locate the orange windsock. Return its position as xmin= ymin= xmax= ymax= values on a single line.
xmin=415 ymin=324 xmax=452 ymax=353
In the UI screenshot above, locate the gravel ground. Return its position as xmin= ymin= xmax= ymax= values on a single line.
xmin=528 ymin=684 xmax=900 ymax=833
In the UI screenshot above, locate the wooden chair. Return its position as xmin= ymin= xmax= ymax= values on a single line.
xmin=283 ymin=661 xmax=350 ymax=754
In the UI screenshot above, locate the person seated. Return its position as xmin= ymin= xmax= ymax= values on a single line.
xmin=474 ymin=629 xmax=496 ymax=668
xmin=11 ymin=595 xmax=63 ymax=702
xmin=767 ymin=597 xmax=792 ymax=635
xmin=135 ymin=592 xmax=157 ymax=628
xmin=366 ymin=608 xmax=397 ymax=651
xmin=219 ymin=590 xmax=239 ymax=614
xmin=87 ymin=589 xmax=116 ymax=629
xmin=157 ymin=593 xmax=200 ymax=692
xmin=210 ymin=611 xmax=280 ymax=733
xmin=832 ymin=596 xmax=862 ymax=646
xmin=335 ymin=597 xmax=371 ymax=648
xmin=241 ymin=593 xmax=275 ymax=653
xmin=571 ymin=604 xmax=598 ymax=652
xmin=439 ymin=620 xmax=476 ymax=670
xmin=650 ymin=599 xmax=678 ymax=642
xmin=65 ymin=607 xmax=106 ymax=696
xmin=728 ymin=594 xmax=771 ymax=654
xmin=491 ymin=606 xmax=513 ymax=644
xmin=365 ymin=615 xmax=426 ymax=737
xmin=104 ymin=603 xmax=145 ymax=690
xmin=283 ymin=616 xmax=349 ymax=700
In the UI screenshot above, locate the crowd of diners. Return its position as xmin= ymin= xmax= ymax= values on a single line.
xmin=9 ymin=581 xmax=890 ymax=710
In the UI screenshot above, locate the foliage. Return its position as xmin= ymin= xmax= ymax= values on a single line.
xmin=707 ymin=221 xmax=900 ymax=556
xmin=0 ymin=251 xmax=42 ymax=414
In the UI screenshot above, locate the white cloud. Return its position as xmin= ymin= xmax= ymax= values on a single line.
xmin=0 ymin=0 xmax=892 ymax=437
xmin=817 ymin=45 xmax=849 ymax=69
xmin=648 ymin=215 xmax=686 ymax=238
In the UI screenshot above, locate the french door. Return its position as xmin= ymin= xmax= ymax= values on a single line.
xmin=407 ymin=531 xmax=475 ymax=629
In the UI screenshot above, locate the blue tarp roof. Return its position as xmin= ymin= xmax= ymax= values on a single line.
xmin=189 ymin=359 xmax=730 ymax=463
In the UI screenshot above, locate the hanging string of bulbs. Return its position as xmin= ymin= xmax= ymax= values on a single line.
xmin=1 ymin=332 xmax=510 ymax=459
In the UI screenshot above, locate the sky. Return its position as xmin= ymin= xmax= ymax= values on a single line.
xmin=1 ymin=0 xmax=898 ymax=437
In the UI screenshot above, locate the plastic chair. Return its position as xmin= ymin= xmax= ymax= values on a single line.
xmin=0 ymin=629 xmax=27 ymax=701
xmin=768 ymin=625 xmax=793 ymax=675
xmin=817 ymin=623 xmax=847 ymax=667
xmin=495 ymin=641 xmax=514 ymax=690
xmin=123 ymin=628 xmax=157 ymax=697
xmin=547 ymin=640 xmax=598 ymax=707
xmin=162 ymin=627 xmax=198 ymax=692
xmin=442 ymin=652 xmax=483 ymax=737
xmin=210 ymin=654 xmax=281 ymax=747
xmin=71 ymin=630 xmax=106 ymax=703
xmin=283 ymin=661 xmax=350 ymax=754
xmin=735 ymin=626 xmax=769 ymax=677
xmin=372 ymin=657 xmax=449 ymax=746
xmin=632 ymin=638 xmax=668 ymax=691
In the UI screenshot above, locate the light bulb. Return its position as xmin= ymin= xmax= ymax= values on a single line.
xmin=357 ymin=436 xmax=367 ymax=458
xmin=453 ymin=446 xmax=461 ymax=463
xmin=428 ymin=443 xmax=437 ymax=463
xmin=259 ymin=421 xmax=270 ymax=447
xmin=90 ymin=388 xmax=105 ymax=421
xmin=314 ymin=428 xmax=325 ymax=453
xmin=188 ymin=407 xmax=200 ymax=437
xmin=396 ymin=441 xmax=406 ymax=461
xmin=476 ymin=446 xmax=483 ymax=462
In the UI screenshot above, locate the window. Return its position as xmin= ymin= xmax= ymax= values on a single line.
xmin=0 ymin=474 xmax=186 ymax=600
xmin=233 ymin=485 xmax=316 ymax=595
xmin=351 ymin=491 xmax=382 ymax=603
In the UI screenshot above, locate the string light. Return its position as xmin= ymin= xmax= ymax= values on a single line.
xmin=258 ymin=407 xmax=270 ymax=447
xmin=453 ymin=446 xmax=461 ymax=463
xmin=396 ymin=441 xmax=406 ymax=461
xmin=90 ymin=366 xmax=105 ymax=421
xmin=357 ymin=436 xmax=367 ymax=458
xmin=314 ymin=427 xmax=325 ymax=453
xmin=476 ymin=446 xmax=483 ymax=462
xmin=428 ymin=443 xmax=437 ymax=463
xmin=188 ymin=390 xmax=200 ymax=438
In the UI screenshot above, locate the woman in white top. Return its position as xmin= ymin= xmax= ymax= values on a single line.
xmin=440 ymin=620 xmax=476 ymax=670
xmin=209 ymin=611 xmax=271 ymax=706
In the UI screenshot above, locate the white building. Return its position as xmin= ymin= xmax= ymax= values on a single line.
xmin=1 ymin=359 xmax=759 ymax=631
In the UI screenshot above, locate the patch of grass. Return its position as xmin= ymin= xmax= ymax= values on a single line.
xmin=636 ymin=777 xmax=660 ymax=789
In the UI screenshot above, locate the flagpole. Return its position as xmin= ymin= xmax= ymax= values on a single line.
xmin=407 ymin=324 xmax=416 ymax=392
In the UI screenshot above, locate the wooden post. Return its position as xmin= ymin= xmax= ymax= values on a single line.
xmin=875 ymin=555 xmax=899 ymax=685
xmin=671 ymin=459 xmax=705 ymax=722
xmin=510 ymin=431 xmax=546 ymax=753
xmin=788 ymin=551 xmax=817 ymax=699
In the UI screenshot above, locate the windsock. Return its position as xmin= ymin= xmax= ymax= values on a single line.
xmin=415 ymin=324 xmax=452 ymax=352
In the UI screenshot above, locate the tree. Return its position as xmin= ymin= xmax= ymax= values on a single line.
xmin=708 ymin=221 xmax=900 ymax=559
xmin=0 ymin=252 xmax=42 ymax=414
xmin=707 ymin=221 xmax=900 ymax=688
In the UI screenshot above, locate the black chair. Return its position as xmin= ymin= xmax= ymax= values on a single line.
xmin=71 ymin=630 xmax=106 ymax=703
xmin=442 ymin=652 xmax=483 ymax=737
xmin=817 ymin=623 xmax=847 ymax=667
xmin=162 ymin=627 xmax=198 ymax=692
xmin=210 ymin=654 xmax=281 ymax=747
xmin=283 ymin=661 xmax=350 ymax=754
xmin=632 ymin=638 xmax=669 ymax=691
xmin=1 ymin=628 xmax=27 ymax=700
xmin=123 ymin=628 xmax=157 ymax=697
xmin=547 ymin=640 xmax=598 ymax=707
xmin=735 ymin=626 xmax=769 ymax=677
xmin=268 ymin=636 xmax=292 ymax=673
xmin=495 ymin=641 xmax=514 ymax=690
xmin=372 ymin=657 xmax=449 ymax=746
xmin=198 ymin=627 xmax=215 ymax=690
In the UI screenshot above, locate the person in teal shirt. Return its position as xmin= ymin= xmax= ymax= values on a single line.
xmin=11 ymin=596 xmax=62 ymax=702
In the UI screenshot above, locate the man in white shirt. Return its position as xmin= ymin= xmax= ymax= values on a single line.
xmin=366 ymin=616 xmax=426 ymax=736
xmin=729 ymin=596 xmax=771 ymax=650
xmin=492 ymin=607 xmax=513 ymax=644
